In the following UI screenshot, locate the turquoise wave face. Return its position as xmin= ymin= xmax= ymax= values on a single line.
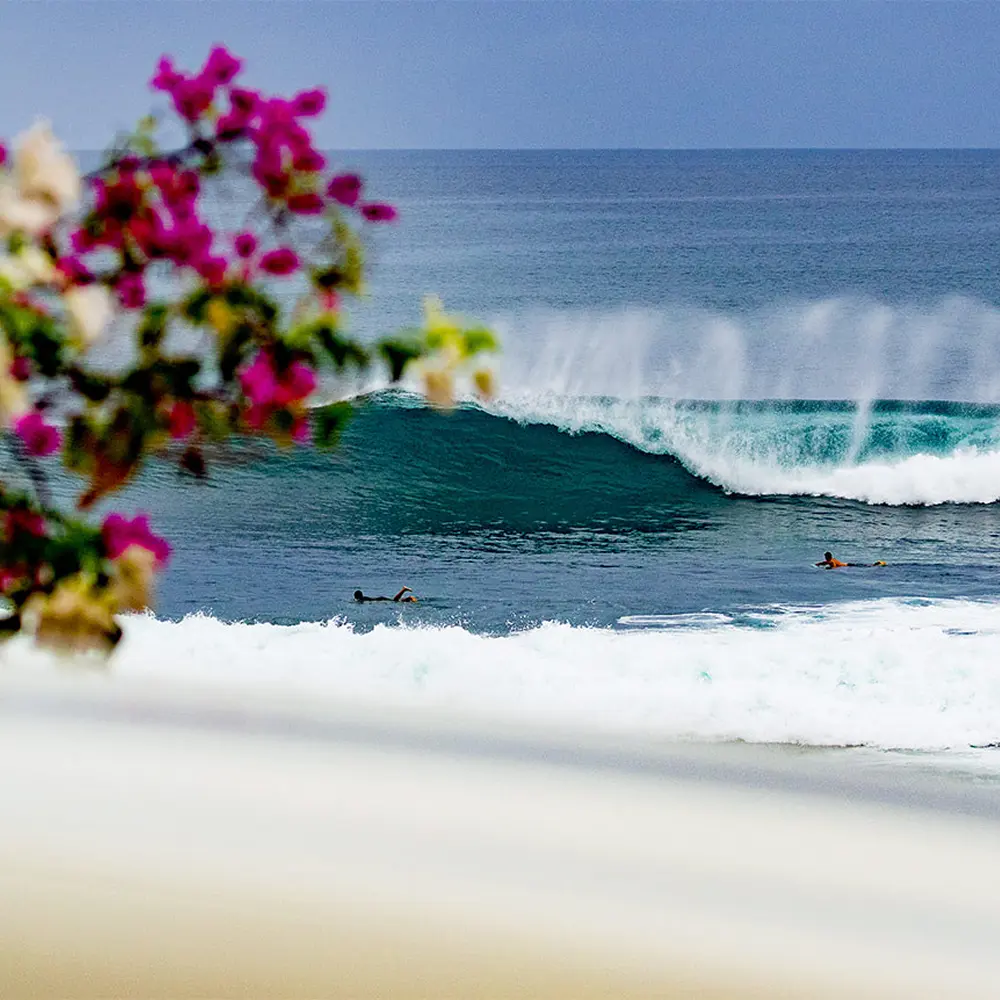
xmin=504 ymin=396 xmax=1000 ymax=467
xmin=661 ymin=399 xmax=1000 ymax=466
xmin=484 ymin=394 xmax=1000 ymax=506
xmin=121 ymin=393 xmax=1000 ymax=547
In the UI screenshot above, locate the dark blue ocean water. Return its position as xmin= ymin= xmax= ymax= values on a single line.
xmin=96 ymin=149 xmax=1000 ymax=630
xmin=37 ymin=149 xmax=1000 ymax=755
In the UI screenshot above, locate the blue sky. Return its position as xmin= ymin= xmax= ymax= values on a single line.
xmin=2 ymin=1 xmax=1000 ymax=149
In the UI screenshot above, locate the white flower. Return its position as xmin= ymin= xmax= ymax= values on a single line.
xmin=65 ymin=284 xmax=113 ymax=349
xmin=14 ymin=120 xmax=80 ymax=214
xmin=0 ymin=245 xmax=55 ymax=289
xmin=0 ymin=180 xmax=57 ymax=237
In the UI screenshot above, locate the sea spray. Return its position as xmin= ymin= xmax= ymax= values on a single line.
xmin=491 ymin=296 xmax=1000 ymax=403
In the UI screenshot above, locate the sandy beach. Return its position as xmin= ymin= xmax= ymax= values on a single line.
xmin=3 ymin=671 xmax=1000 ymax=998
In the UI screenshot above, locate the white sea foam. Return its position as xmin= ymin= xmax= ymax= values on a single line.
xmin=687 ymin=446 xmax=1000 ymax=506
xmin=476 ymin=296 xmax=1000 ymax=505
xmin=489 ymin=391 xmax=1000 ymax=505
xmin=9 ymin=598 xmax=1000 ymax=752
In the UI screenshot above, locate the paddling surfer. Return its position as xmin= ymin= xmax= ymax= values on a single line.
xmin=815 ymin=552 xmax=886 ymax=569
xmin=353 ymin=587 xmax=418 ymax=603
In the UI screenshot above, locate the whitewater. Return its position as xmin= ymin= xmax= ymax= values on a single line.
xmin=10 ymin=597 xmax=1000 ymax=755
xmin=482 ymin=294 xmax=1000 ymax=506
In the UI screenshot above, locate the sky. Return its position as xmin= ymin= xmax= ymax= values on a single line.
xmin=2 ymin=1 xmax=1000 ymax=149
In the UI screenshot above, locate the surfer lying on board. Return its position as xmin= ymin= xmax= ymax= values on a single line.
xmin=354 ymin=587 xmax=418 ymax=603
xmin=816 ymin=552 xmax=887 ymax=569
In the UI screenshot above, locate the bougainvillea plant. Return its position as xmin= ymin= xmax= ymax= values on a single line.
xmin=0 ymin=46 xmax=496 ymax=653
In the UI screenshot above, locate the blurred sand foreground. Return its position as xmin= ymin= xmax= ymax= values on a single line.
xmin=2 ymin=674 xmax=1000 ymax=998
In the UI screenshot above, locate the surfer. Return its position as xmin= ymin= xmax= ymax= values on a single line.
xmin=815 ymin=552 xmax=887 ymax=568
xmin=353 ymin=587 xmax=418 ymax=603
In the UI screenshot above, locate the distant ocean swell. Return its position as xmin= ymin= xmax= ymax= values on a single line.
xmin=12 ymin=598 xmax=1000 ymax=751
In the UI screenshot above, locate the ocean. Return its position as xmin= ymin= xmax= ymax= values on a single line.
xmin=35 ymin=149 xmax=1000 ymax=766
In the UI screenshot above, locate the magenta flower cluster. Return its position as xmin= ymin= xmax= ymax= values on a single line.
xmin=67 ymin=158 xmax=228 ymax=303
xmin=13 ymin=411 xmax=61 ymax=458
xmin=0 ymin=45 xmax=444 ymax=651
xmin=150 ymin=45 xmax=396 ymax=222
xmin=239 ymin=351 xmax=316 ymax=442
xmin=56 ymin=45 xmax=397 ymax=312
xmin=101 ymin=513 xmax=171 ymax=566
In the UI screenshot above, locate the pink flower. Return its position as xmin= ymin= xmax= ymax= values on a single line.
xmin=326 ymin=173 xmax=362 ymax=207
xmin=172 ymin=76 xmax=214 ymax=122
xmin=127 ymin=216 xmax=159 ymax=257
xmin=162 ymin=218 xmax=213 ymax=266
xmin=174 ymin=170 xmax=201 ymax=202
xmin=5 ymin=508 xmax=46 ymax=540
xmin=96 ymin=175 xmax=144 ymax=222
xmin=239 ymin=352 xmax=280 ymax=406
xmin=287 ymin=192 xmax=324 ymax=215
xmin=148 ymin=161 xmax=176 ymax=188
xmin=239 ymin=353 xmax=316 ymax=413
xmin=233 ymin=232 xmax=257 ymax=259
xmin=117 ymin=273 xmax=147 ymax=309
xmin=361 ymin=202 xmax=398 ymax=223
xmin=170 ymin=199 xmax=196 ymax=223
xmin=230 ymin=88 xmax=261 ymax=117
xmin=242 ymin=403 xmax=268 ymax=429
xmin=251 ymin=151 xmax=289 ymax=198
xmin=102 ymin=513 xmax=171 ymax=566
xmin=202 ymin=45 xmax=242 ymax=87
xmin=290 ymin=88 xmax=327 ymax=118
xmin=13 ymin=411 xmax=61 ymax=458
xmin=0 ymin=141 xmax=7 ymax=168
xmin=291 ymin=416 xmax=312 ymax=444
xmin=292 ymin=149 xmax=326 ymax=172
xmin=9 ymin=356 xmax=32 ymax=381
xmin=70 ymin=228 xmax=97 ymax=254
xmin=261 ymin=97 xmax=295 ymax=126
xmin=168 ymin=400 xmax=197 ymax=439
xmin=273 ymin=361 xmax=317 ymax=406
xmin=282 ymin=121 xmax=314 ymax=155
xmin=56 ymin=256 xmax=94 ymax=285
xmin=151 ymin=56 xmax=183 ymax=93
xmin=259 ymin=247 xmax=300 ymax=276
xmin=195 ymin=254 xmax=228 ymax=287
xmin=216 ymin=111 xmax=249 ymax=140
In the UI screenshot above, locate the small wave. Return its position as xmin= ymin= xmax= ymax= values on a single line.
xmin=8 ymin=599 xmax=1000 ymax=752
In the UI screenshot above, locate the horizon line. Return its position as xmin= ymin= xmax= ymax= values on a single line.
xmin=70 ymin=145 xmax=1000 ymax=154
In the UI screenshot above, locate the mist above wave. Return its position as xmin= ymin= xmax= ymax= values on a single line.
xmin=491 ymin=295 xmax=1000 ymax=403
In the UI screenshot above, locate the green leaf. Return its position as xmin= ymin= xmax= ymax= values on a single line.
xmin=377 ymin=334 xmax=425 ymax=383
xmin=313 ymin=402 xmax=353 ymax=450
xmin=461 ymin=326 xmax=499 ymax=357
xmin=67 ymin=368 xmax=113 ymax=403
xmin=182 ymin=288 xmax=213 ymax=323
xmin=137 ymin=303 xmax=170 ymax=351
xmin=218 ymin=323 xmax=253 ymax=382
xmin=312 ymin=322 xmax=369 ymax=371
